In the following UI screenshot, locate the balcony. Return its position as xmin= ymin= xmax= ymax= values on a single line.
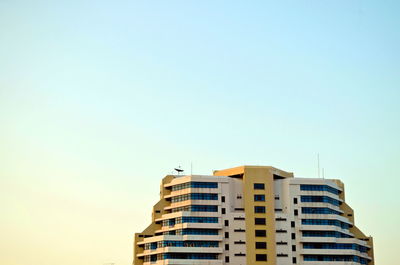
xmin=301 ymin=248 xmax=371 ymax=259
xmin=143 ymin=260 xmax=223 ymax=265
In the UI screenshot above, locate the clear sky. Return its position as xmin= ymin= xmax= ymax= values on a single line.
xmin=0 ymin=0 xmax=399 ymax=264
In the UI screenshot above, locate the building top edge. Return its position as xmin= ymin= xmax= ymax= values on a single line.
xmin=213 ymin=165 xmax=294 ymax=178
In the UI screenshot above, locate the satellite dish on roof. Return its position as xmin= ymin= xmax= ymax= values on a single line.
xmin=174 ymin=166 xmax=184 ymax=175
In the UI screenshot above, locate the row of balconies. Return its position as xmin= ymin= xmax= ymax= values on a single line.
xmin=142 ymin=259 xmax=223 ymax=265
xmin=137 ymin=235 xmax=224 ymax=246
xmin=137 ymin=246 xmax=223 ymax=257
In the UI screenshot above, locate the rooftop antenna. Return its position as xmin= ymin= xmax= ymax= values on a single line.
xmin=174 ymin=166 xmax=184 ymax=175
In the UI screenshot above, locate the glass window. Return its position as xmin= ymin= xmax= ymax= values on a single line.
xmin=303 ymin=255 xmax=367 ymax=264
xmin=171 ymin=193 xmax=218 ymax=203
xmin=255 ymin=230 xmax=266 ymax=237
xmin=255 ymin=218 xmax=266 ymax=225
xmin=171 ymin=205 xmax=218 ymax=213
xmin=301 ymin=219 xmax=349 ymax=230
xmin=302 ymin=243 xmax=368 ymax=253
xmin=300 ymin=184 xmax=340 ymax=195
xmin=300 ymin=195 xmax=341 ymax=206
xmin=254 ymin=183 xmax=265 ymax=190
xmin=255 ymin=242 xmax=267 ymax=249
xmin=302 ymin=231 xmax=353 ymax=238
xmin=161 ymin=253 xmax=218 ymax=260
xmin=254 ymin=206 xmax=266 ymax=213
xmin=256 ymin=254 xmax=267 ymax=261
xmin=171 ymin=182 xmax=218 ymax=191
xmin=301 ymin=207 xmax=341 ymax=215
xmin=163 ymin=217 xmax=219 ymax=226
xmin=254 ymin=194 xmax=265 ymax=201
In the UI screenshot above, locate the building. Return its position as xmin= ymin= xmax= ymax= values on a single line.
xmin=133 ymin=165 xmax=374 ymax=265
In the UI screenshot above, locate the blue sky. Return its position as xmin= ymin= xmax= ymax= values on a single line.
xmin=0 ymin=1 xmax=399 ymax=264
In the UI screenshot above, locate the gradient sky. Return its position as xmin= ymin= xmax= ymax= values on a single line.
xmin=0 ymin=1 xmax=399 ymax=265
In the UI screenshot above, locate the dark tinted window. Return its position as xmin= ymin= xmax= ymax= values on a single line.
xmin=256 ymin=254 xmax=267 ymax=261
xmin=254 ymin=195 xmax=265 ymax=201
xmin=255 ymin=230 xmax=266 ymax=237
xmin=254 ymin=206 xmax=266 ymax=213
xmin=255 ymin=218 xmax=266 ymax=225
xmin=254 ymin=183 xmax=265 ymax=190
xmin=255 ymin=242 xmax=267 ymax=249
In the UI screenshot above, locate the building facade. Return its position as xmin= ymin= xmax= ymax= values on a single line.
xmin=133 ymin=165 xmax=374 ymax=265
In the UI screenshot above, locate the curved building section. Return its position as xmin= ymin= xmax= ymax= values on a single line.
xmin=133 ymin=165 xmax=374 ymax=265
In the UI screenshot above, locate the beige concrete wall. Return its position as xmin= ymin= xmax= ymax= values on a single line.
xmin=214 ymin=166 xmax=293 ymax=265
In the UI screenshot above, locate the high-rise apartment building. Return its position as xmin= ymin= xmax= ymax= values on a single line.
xmin=133 ymin=165 xmax=374 ymax=265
